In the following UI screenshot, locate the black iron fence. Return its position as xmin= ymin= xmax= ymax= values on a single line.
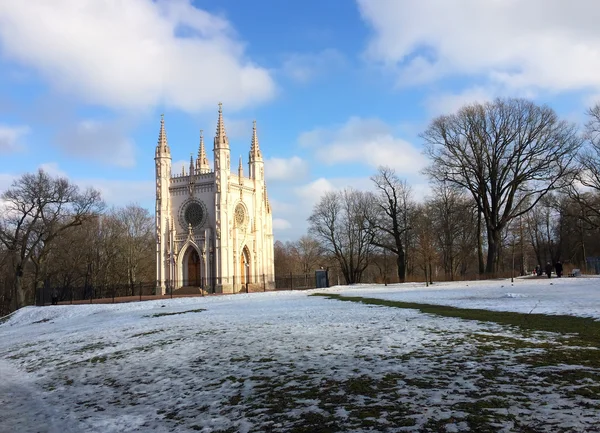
xmin=36 ymin=281 xmax=159 ymax=306
xmin=274 ymin=271 xmax=329 ymax=290
xmin=33 ymin=271 xmax=333 ymax=305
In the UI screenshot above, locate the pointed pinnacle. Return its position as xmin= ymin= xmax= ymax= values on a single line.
xmin=157 ymin=113 xmax=169 ymax=153
xmin=198 ymin=129 xmax=204 ymax=155
xmin=250 ymin=119 xmax=261 ymax=159
xmin=216 ymin=102 xmax=226 ymax=139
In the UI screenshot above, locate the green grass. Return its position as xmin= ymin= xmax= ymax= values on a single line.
xmin=311 ymin=293 xmax=600 ymax=346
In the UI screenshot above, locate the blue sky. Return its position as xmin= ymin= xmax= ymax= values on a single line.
xmin=1 ymin=0 xmax=599 ymax=241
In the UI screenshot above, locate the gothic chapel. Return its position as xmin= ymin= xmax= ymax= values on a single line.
xmin=155 ymin=104 xmax=275 ymax=294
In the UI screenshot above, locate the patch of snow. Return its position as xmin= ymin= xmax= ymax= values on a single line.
xmin=0 ymin=277 xmax=599 ymax=431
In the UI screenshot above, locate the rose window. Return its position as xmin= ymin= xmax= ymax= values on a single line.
xmin=235 ymin=204 xmax=245 ymax=225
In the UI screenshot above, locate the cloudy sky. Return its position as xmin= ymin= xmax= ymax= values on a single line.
xmin=1 ymin=0 xmax=599 ymax=241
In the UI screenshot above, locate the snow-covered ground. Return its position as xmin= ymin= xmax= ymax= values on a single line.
xmin=1 ymin=276 xmax=599 ymax=432
xmin=333 ymin=275 xmax=600 ymax=319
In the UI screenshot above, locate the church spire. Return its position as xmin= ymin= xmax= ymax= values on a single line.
xmin=249 ymin=120 xmax=262 ymax=161
xmin=196 ymin=130 xmax=210 ymax=173
xmin=248 ymin=119 xmax=264 ymax=180
xmin=238 ymin=155 xmax=243 ymax=178
xmin=214 ymin=102 xmax=228 ymax=148
xmin=156 ymin=113 xmax=170 ymax=155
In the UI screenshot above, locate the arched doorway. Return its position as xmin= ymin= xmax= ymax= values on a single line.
xmin=186 ymin=247 xmax=201 ymax=286
xmin=240 ymin=247 xmax=250 ymax=287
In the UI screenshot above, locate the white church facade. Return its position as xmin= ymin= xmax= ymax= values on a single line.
xmin=155 ymin=104 xmax=275 ymax=294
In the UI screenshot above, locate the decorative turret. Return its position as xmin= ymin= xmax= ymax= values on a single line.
xmin=249 ymin=120 xmax=262 ymax=161
xmin=248 ymin=120 xmax=264 ymax=180
xmin=214 ymin=102 xmax=229 ymax=150
xmin=189 ymin=153 xmax=195 ymax=177
xmin=213 ymin=102 xmax=231 ymax=288
xmin=238 ymin=155 xmax=243 ymax=178
xmin=156 ymin=114 xmax=170 ymax=156
xmin=154 ymin=114 xmax=172 ymax=295
xmin=196 ymin=130 xmax=211 ymax=174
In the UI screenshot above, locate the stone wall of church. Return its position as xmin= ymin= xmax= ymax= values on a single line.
xmin=155 ymin=107 xmax=275 ymax=295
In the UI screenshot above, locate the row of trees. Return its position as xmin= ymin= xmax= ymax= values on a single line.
xmin=3 ymin=97 xmax=599 ymax=311
xmin=0 ymin=170 xmax=155 ymax=314
xmin=279 ymin=98 xmax=600 ymax=285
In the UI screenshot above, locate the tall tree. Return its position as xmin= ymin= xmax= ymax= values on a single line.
xmin=568 ymin=103 xmax=600 ymax=229
xmin=291 ymin=235 xmax=324 ymax=274
xmin=308 ymin=188 xmax=375 ymax=284
xmin=115 ymin=204 xmax=155 ymax=295
xmin=368 ymin=166 xmax=413 ymax=282
xmin=428 ymin=182 xmax=478 ymax=280
xmin=0 ymin=169 xmax=103 ymax=309
xmin=422 ymin=98 xmax=582 ymax=274
xmin=413 ymin=203 xmax=437 ymax=285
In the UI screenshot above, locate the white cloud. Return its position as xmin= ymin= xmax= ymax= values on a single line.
xmin=272 ymin=218 xmax=292 ymax=231
xmin=298 ymin=117 xmax=427 ymax=175
xmin=357 ymin=0 xmax=600 ymax=94
xmin=424 ymin=86 xmax=494 ymax=117
xmin=223 ymin=117 xmax=253 ymax=140
xmin=265 ymin=156 xmax=308 ymax=181
xmin=0 ymin=124 xmax=29 ymax=153
xmin=86 ymin=179 xmax=155 ymax=208
xmin=55 ymin=120 xmax=136 ymax=167
xmin=171 ymin=159 xmax=191 ymax=177
xmin=294 ymin=178 xmax=336 ymax=208
xmin=281 ymin=49 xmax=346 ymax=83
xmin=270 ymin=176 xmax=376 ymax=241
xmin=38 ymin=162 xmax=68 ymax=178
xmin=0 ymin=172 xmax=16 ymax=193
xmin=0 ymin=0 xmax=276 ymax=112
xmin=0 ymin=165 xmax=154 ymax=212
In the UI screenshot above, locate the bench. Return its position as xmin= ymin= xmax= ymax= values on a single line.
xmin=569 ymin=268 xmax=581 ymax=277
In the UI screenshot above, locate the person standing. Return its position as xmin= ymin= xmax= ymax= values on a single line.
xmin=545 ymin=262 xmax=553 ymax=278
xmin=555 ymin=261 xmax=563 ymax=278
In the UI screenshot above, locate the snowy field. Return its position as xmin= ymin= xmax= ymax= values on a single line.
xmin=1 ymin=276 xmax=599 ymax=432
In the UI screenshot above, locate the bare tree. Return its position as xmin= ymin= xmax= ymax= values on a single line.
xmin=368 ymin=166 xmax=413 ymax=282
xmin=428 ymin=182 xmax=478 ymax=280
xmin=566 ymin=103 xmax=600 ymax=229
xmin=422 ymin=98 xmax=582 ymax=274
xmin=526 ymin=194 xmax=561 ymax=270
xmin=413 ymin=203 xmax=437 ymax=285
xmin=291 ymin=235 xmax=324 ymax=274
xmin=0 ymin=169 xmax=103 ymax=309
xmin=115 ymin=204 xmax=155 ymax=295
xmin=274 ymin=240 xmax=293 ymax=276
xmin=308 ymin=188 xmax=376 ymax=284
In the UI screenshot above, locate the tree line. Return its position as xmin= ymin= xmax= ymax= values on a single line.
xmin=276 ymin=98 xmax=600 ymax=285
xmin=2 ymin=97 xmax=600 ymax=314
xmin=0 ymin=170 xmax=155 ymax=314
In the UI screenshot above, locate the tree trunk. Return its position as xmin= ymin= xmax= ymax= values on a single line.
xmin=396 ymin=249 xmax=405 ymax=283
xmin=14 ymin=264 xmax=25 ymax=310
xmin=486 ymin=229 xmax=501 ymax=274
xmin=477 ymin=211 xmax=485 ymax=275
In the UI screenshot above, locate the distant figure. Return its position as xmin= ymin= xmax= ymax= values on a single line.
xmin=555 ymin=261 xmax=563 ymax=278
xmin=51 ymin=288 xmax=58 ymax=305
xmin=534 ymin=265 xmax=541 ymax=276
xmin=545 ymin=262 xmax=553 ymax=278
